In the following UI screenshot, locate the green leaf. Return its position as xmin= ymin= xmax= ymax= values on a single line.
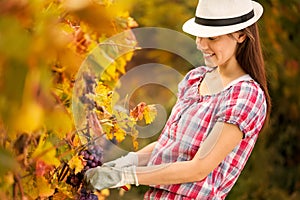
xmin=0 ymin=148 xmax=18 ymax=176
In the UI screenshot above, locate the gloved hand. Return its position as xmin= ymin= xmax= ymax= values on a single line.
xmin=103 ymin=152 xmax=139 ymax=168
xmin=84 ymin=165 xmax=139 ymax=191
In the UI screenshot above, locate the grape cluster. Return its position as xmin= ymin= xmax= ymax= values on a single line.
xmin=65 ymin=144 xmax=104 ymax=200
xmin=80 ymin=144 xmax=103 ymax=171
xmin=79 ymin=188 xmax=98 ymax=200
xmin=66 ymin=172 xmax=84 ymax=187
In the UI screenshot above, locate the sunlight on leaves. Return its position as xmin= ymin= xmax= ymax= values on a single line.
xmin=143 ymin=105 xmax=157 ymax=125
xmin=32 ymin=135 xmax=60 ymax=167
xmin=36 ymin=176 xmax=55 ymax=198
xmin=68 ymin=155 xmax=84 ymax=174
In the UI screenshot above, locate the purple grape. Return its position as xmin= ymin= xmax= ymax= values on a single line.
xmin=87 ymin=160 xmax=93 ymax=166
xmin=89 ymin=155 xmax=94 ymax=161
xmin=79 ymin=188 xmax=98 ymax=200
xmin=90 ymin=162 xmax=96 ymax=167
xmin=90 ymin=194 xmax=98 ymax=200
xmin=66 ymin=172 xmax=83 ymax=187
xmin=83 ymin=152 xmax=90 ymax=160
xmin=93 ymin=157 xmax=99 ymax=163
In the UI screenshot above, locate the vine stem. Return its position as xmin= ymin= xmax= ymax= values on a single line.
xmin=50 ymin=91 xmax=72 ymax=117
xmin=13 ymin=173 xmax=25 ymax=200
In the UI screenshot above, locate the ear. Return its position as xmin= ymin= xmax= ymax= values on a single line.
xmin=236 ymin=32 xmax=247 ymax=43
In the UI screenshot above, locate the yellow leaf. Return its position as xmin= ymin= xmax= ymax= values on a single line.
xmin=71 ymin=133 xmax=82 ymax=148
xmin=0 ymin=172 xmax=14 ymax=192
xmin=114 ymin=126 xmax=126 ymax=143
xmin=131 ymin=127 xmax=139 ymax=150
xmin=100 ymin=189 xmax=110 ymax=197
xmin=31 ymin=135 xmax=61 ymax=167
xmin=22 ymin=175 xmax=39 ymax=199
xmin=51 ymin=191 xmax=72 ymax=200
xmin=103 ymin=63 xmax=117 ymax=81
xmin=68 ymin=156 xmax=84 ymax=174
xmin=94 ymin=83 xmax=113 ymax=112
xmin=36 ymin=176 xmax=55 ymax=197
xmin=15 ymin=101 xmax=44 ymax=133
xmin=143 ymin=105 xmax=157 ymax=124
xmin=63 ymin=0 xmax=92 ymax=11
xmin=133 ymin=140 xmax=139 ymax=151
xmin=45 ymin=108 xmax=73 ymax=139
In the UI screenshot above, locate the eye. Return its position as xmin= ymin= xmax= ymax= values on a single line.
xmin=208 ymin=37 xmax=217 ymax=41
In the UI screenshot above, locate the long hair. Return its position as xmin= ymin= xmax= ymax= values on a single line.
xmin=236 ymin=23 xmax=271 ymax=122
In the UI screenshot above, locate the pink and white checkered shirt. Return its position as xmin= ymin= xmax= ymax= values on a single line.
xmin=144 ymin=66 xmax=267 ymax=200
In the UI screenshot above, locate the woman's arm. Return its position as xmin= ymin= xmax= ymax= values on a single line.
xmin=136 ymin=122 xmax=243 ymax=185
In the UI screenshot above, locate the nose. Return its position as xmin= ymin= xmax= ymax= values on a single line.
xmin=196 ymin=37 xmax=208 ymax=50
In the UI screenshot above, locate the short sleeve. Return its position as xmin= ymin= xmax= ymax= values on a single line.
xmin=216 ymin=81 xmax=267 ymax=138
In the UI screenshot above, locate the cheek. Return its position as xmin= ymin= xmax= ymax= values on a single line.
xmin=215 ymin=43 xmax=237 ymax=60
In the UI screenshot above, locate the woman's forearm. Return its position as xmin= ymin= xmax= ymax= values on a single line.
xmin=136 ymin=159 xmax=206 ymax=185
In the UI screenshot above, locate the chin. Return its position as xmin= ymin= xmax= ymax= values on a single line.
xmin=204 ymin=61 xmax=216 ymax=67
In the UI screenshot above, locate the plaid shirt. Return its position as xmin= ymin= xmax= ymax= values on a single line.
xmin=144 ymin=66 xmax=267 ymax=200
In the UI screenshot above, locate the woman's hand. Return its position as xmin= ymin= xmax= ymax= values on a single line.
xmin=84 ymin=165 xmax=138 ymax=191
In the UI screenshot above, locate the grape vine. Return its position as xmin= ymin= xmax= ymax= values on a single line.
xmin=0 ymin=0 xmax=151 ymax=199
xmin=65 ymin=143 xmax=104 ymax=200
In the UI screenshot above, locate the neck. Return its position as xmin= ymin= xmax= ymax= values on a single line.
xmin=217 ymin=59 xmax=245 ymax=79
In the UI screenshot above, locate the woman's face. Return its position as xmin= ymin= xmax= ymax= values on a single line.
xmin=196 ymin=33 xmax=244 ymax=68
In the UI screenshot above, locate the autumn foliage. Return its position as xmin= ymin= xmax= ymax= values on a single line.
xmin=1 ymin=0 xmax=300 ymax=199
xmin=0 ymin=0 xmax=156 ymax=199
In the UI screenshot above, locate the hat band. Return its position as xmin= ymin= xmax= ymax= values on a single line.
xmin=195 ymin=10 xmax=254 ymax=26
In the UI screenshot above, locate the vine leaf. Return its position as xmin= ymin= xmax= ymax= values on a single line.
xmin=130 ymin=102 xmax=146 ymax=121
xmin=143 ymin=105 xmax=157 ymax=125
xmin=45 ymin=108 xmax=73 ymax=139
xmin=15 ymin=101 xmax=44 ymax=137
xmin=36 ymin=176 xmax=55 ymax=198
xmin=68 ymin=155 xmax=84 ymax=174
xmin=22 ymin=175 xmax=39 ymax=199
xmin=130 ymin=102 xmax=157 ymax=124
xmin=114 ymin=125 xmax=126 ymax=143
xmin=31 ymin=136 xmax=60 ymax=167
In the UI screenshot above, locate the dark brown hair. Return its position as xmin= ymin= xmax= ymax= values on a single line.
xmin=236 ymin=23 xmax=271 ymax=122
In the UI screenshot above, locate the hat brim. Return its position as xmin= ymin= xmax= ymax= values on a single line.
xmin=182 ymin=1 xmax=263 ymax=37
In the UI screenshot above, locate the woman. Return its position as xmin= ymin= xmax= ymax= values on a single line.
xmin=84 ymin=0 xmax=271 ymax=199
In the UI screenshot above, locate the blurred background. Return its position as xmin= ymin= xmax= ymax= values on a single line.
xmin=0 ymin=0 xmax=299 ymax=199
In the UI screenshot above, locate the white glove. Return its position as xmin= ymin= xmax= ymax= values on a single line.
xmin=84 ymin=165 xmax=139 ymax=191
xmin=103 ymin=152 xmax=139 ymax=167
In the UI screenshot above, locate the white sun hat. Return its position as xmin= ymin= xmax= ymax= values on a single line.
xmin=182 ymin=0 xmax=263 ymax=37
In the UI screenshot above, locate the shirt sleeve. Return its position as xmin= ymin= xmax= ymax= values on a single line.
xmin=177 ymin=67 xmax=205 ymax=99
xmin=216 ymin=81 xmax=267 ymax=138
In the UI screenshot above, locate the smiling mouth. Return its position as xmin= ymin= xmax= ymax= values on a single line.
xmin=203 ymin=53 xmax=215 ymax=58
